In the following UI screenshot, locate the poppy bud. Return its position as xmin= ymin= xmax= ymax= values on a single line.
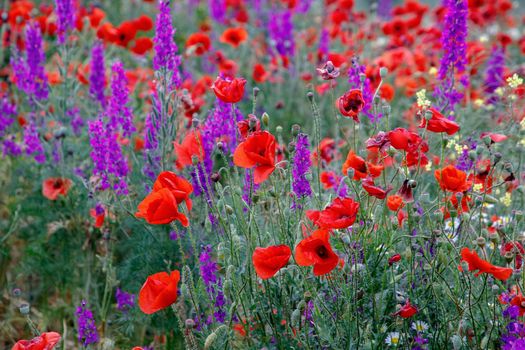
xmin=210 ymin=173 xmax=221 ymax=182
xmin=424 ymin=110 xmax=433 ymax=121
xmin=225 ymin=205 xmax=233 ymax=215
xmin=306 ymin=92 xmax=314 ymax=102
xmin=493 ymin=152 xmax=502 ymax=164
xmin=503 ymin=162 xmax=513 ymax=171
xmin=304 ymin=291 xmax=312 ymax=301
xmin=19 ymin=303 xmax=30 ymax=315
xmin=488 ymin=232 xmax=499 ymax=243
xmin=504 ymin=251 xmax=514 ymax=263
xmin=216 ymin=141 xmax=224 ymax=152
xmin=483 ymin=136 xmax=492 ymax=146
xmin=382 ymin=104 xmax=391 ymax=116
xmin=276 ymin=125 xmax=283 ymax=134
xmin=476 ymin=236 xmax=486 ymax=248
xmin=468 ymin=150 xmax=477 ymax=161
xmin=291 ymin=124 xmax=301 ymax=137
xmin=185 ymin=319 xmax=195 ymax=329
xmin=192 ymin=118 xmax=200 ymax=128
xmin=379 ymin=67 xmax=388 ymax=78
xmin=253 ymin=87 xmax=260 ymax=98
xmin=12 ymin=288 xmax=21 ymax=297
xmin=491 ymin=284 xmax=499 ymax=292
xmin=359 ymin=73 xmax=366 ymax=83
xmin=261 ymin=112 xmax=269 ymax=127
xmin=345 ymin=167 xmax=355 ymax=178
xmin=432 ymin=210 xmax=443 ymax=221
xmin=408 ymin=180 xmax=417 ymax=188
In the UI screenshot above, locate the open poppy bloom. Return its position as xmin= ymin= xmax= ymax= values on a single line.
xmin=501 ymin=241 xmax=525 ymax=270
xmin=173 ymin=131 xmax=205 ymax=169
xmin=338 ymin=89 xmax=365 ymax=122
xmin=387 ymin=195 xmax=404 ymax=211
xmin=136 ymin=188 xmax=189 ymax=226
xmin=138 ymin=270 xmax=180 ymax=314
xmin=510 ymin=294 xmax=525 ymax=317
xmin=42 ymin=178 xmax=72 ymax=200
xmin=459 ymin=247 xmax=513 ymax=281
xmin=295 ymin=229 xmax=339 ymax=276
xmin=152 ymin=171 xmax=193 ymax=211
xmin=12 ymin=332 xmax=61 ymax=350
xmin=362 ymin=178 xmax=391 ymax=199
xmin=419 ymin=108 xmax=460 ymax=135
xmin=185 ymin=32 xmax=211 ymax=56
xmin=306 ymin=197 xmax=360 ymax=229
xmin=393 ymin=299 xmax=418 ymax=318
xmin=220 ymin=27 xmax=248 ymax=48
xmin=233 ymin=130 xmax=276 ymax=184
xmin=252 ymin=245 xmax=292 ymax=279
xmin=211 ymin=76 xmax=246 ymax=103
xmin=434 ymin=165 xmax=472 ymax=192
xmin=342 ymin=150 xmax=383 ymax=180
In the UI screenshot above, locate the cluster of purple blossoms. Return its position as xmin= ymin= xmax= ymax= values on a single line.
xmin=347 ymin=57 xmax=375 ymax=121
xmin=377 ymin=0 xmax=392 ymax=19
xmin=484 ymin=46 xmax=505 ymax=105
xmin=435 ymin=0 xmax=468 ymax=113
xmin=107 ymin=61 xmax=135 ymax=136
xmin=23 ymin=118 xmax=46 ymax=164
xmin=153 ymin=0 xmax=182 ymax=87
xmin=292 ymin=133 xmax=312 ymax=200
xmin=242 ymin=169 xmax=259 ymax=210
xmin=11 ymin=23 xmax=48 ymax=103
xmin=0 ymin=98 xmax=16 ymax=137
xmin=75 ymin=300 xmax=99 ymax=346
xmin=142 ymin=112 xmax=161 ymax=183
xmin=68 ymin=107 xmax=84 ymax=136
xmin=199 ymin=245 xmax=226 ymax=323
xmin=54 ymin=0 xmax=76 ymax=43
xmin=318 ymin=29 xmax=330 ymax=62
xmin=89 ymin=41 xmax=106 ymax=108
xmin=209 ymin=0 xmax=226 ymax=24
xmin=267 ymin=9 xmax=295 ymax=58
xmin=501 ymin=303 xmax=525 ymax=349
xmin=115 ymin=288 xmax=135 ymax=311
xmin=456 ymin=138 xmax=476 ymax=172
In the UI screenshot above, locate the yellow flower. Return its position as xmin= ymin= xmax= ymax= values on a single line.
xmin=502 ymin=192 xmax=512 ymax=207
xmin=507 ymin=74 xmax=523 ymax=89
xmin=416 ymin=89 xmax=431 ymax=108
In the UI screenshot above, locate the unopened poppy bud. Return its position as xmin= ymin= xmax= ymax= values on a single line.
xmin=253 ymin=87 xmax=260 ymax=98
xmin=408 ymin=180 xmax=417 ymax=188
xmin=468 ymin=150 xmax=477 ymax=161
xmin=503 ymin=162 xmax=513 ymax=171
xmin=493 ymin=152 xmax=502 ymax=164
xmin=303 ymin=291 xmax=312 ymax=301
xmin=12 ymin=288 xmax=21 ymax=297
xmin=488 ymin=232 xmax=499 ymax=243
xmin=191 ymin=155 xmax=200 ymax=165
xmin=225 ymin=205 xmax=233 ymax=215
xmin=504 ymin=251 xmax=514 ymax=263
xmin=341 ymin=235 xmax=351 ymax=244
xmin=306 ymin=92 xmax=314 ymax=102
xmin=359 ymin=73 xmax=366 ymax=83
xmin=291 ymin=124 xmax=301 ymax=137
xmin=276 ymin=125 xmax=283 ymax=134
xmin=476 ymin=236 xmax=486 ymax=248
xmin=379 ymin=67 xmax=388 ymax=78
xmin=216 ymin=141 xmax=224 ymax=153
xmin=192 ymin=118 xmax=200 ymax=128
xmin=346 ymin=168 xmax=355 ymax=178
xmin=382 ymin=104 xmax=391 ymax=116
xmin=492 ymin=284 xmax=500 ymax=292
xmin=261 ymin=112 xmax=269 ymax=126
xmin=185 ymin=319 xmax=195 ymax=328
xmin=483 ymin=136 xmax=492 ymax=146
xmin=210 ymin=173 xmax=221 ymax=182
xmin=19 ymin=303 xmax=30 ymax=315
xmin=424 ymin=110 xmax=433 ymax=121
xmin=432 ymin=211 xmax=443 ymax=221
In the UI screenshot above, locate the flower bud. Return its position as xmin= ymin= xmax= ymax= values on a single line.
xmin=379 ymin=67 xmax=388 ymax=78
xmin=185 ymin=319 xmax=195 ymax=328
xmin=192 ymin=118 xmax=200 ymax=128
xmin=493 ymin=152 xmax=502 ymax=164
xmin=19 ymin=303 xmax=30 ymax=315
xmin=225 ymin=205 xmax=233 ymax=215
xmin=408 ymin=180 xmax=417 ymax=188
xmin=253 ymin=87 xmax=260 ymax=98
xmin=261 ymin=112 xmax=269 ymax=127
xmin=210 ymin=173 xmax=221 ymax=183
xmin=504 ymin=251 xmax=514 ymax=263
xmin=276 ymin=125 xmax=283 ymax=134
xmin=307 ymin=92 xmax=314 ymax=102
xmin=424 ymin=110 xmax=433 ymax=121
xmin=476 ymin=236 xmax=486 ymax=248
xmin=291 ymin=124 xmax=301 ymax=137
xmin=482 ymin=136 xmax=492 ymax=146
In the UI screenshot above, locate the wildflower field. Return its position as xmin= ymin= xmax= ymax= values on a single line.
xmin=1 ymin=0 xmax=525 ymax=348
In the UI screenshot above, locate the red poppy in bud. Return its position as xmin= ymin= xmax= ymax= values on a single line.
xmin=459 ymin=247 xmax=512 ymax=281
xmin=12 ymin=332 xmax=61 ymax=350
xmin=501 ymin=241 xmax=525 ymax=270
xmin=295 ymin=229 xmax=339 ymax=276
xmin=185 ymin=32 xmax=211 ymax=56
xmin=393 ymin=299 xmax=418 ymax=318
xmin=135 ymin=188 xmax=189 ymax=226
xmin=362 ymin=178 xmax=390 ymax=199
xmin=130 ymin=37 xmax=153 ymax=55
xmin=153 ymin=171 xmax=193 ymax=211
xmin=306 ymin=197 xmax=359 ymax=229
xmin=220 ymin=27 xmax=248 ymax=48
xmin=387 ymin=195 xmax=404 ymax=211
xmin=419 ymin=108 xmax=460 ymax=135
xmin=173 ymin=131 xmax=205 ymax=169
xmin=338 ymin=89 xmax=365 ymax=121
xmin=434 ymin=165 xmax=472 ymax=192
xmin=388 ymin=253 xmax=402 ymax=265
xmin=510 ymin=294 xmax=525 ymax=317
xmin=211 ymin=76 xmax=246 ymax=103
xmin=342 ymin=150 xmax=383 ymax=180
xmin=252 ymin=245 xmax=292 ymax=279
xmin=138 ymin=270 xmax=180 ymax=314
xmin=42 ymin=178 xmax=72 ymax=200
xmin=233 ymin=130 xmax=276 ymax=184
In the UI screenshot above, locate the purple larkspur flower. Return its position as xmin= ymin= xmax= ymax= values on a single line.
xmin=484 ymin=46 xmax=505 ymax=104
xmin=242 ymin=169 xmax=259 ymax=209
xmin=292 ymin=133 xmax=312 ymax=199
xmin=347 ymin=57 xmax=375 ymax=121
xmin=11 ymin=23 xmax=48 ymax=102
xmin=153 ymin=0 xmax=182 ymax=87
xmin=23 ymin=119 xmax=46 ymax=164
xmin=199 ymin=245 xmax=218 ymax=294
xmin=89 ymin=41 xmax=106 ymax=108
xmin=209 ymin=0 xmax=226 ymax=23
xmin=0 ymin=98 xmax=16 ymax=137
xmin=267 ymin=9 xmax=295 ymax=58
xmin=377 ymin=0 xmax=392 ymax=19
xmin=54 ymin=0 xmax=76 ymax=43
xmin=68 ymin=108 xmax=84 ymax=136
xmin=107 ymin=61 xmax=134 ymax=136
xmin=115 ymin=288 xmax=135 ymax=311
xmin=2 ymin=136 xmax=23 ymax=157
xmin=75 ymin=300 xmax=99 ymax=346
xmin=142 ymin=112 xmax=161 ymax=181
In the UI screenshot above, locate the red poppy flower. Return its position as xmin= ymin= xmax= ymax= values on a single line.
xmin=311 ymin=138 xmax=340 ymax=165
xmin=393 ymin=299 xmax=418 ymax=318
xmin=96 ymin=23 xmax=119 ymax=42
xmin=114 ymin=20 xmax=138 ymax=47
xmin=42 ymin=178 xmax=72 ymax=200
xmin=138 ymin=270 xmax=180 ymax=314
xmin=306 ymin=197 xmax=359 ymax=229
xmin=89 ymin=207 xmax=105 ymax=228
xmin=130 ymin=37 xmax=153 ymax=55
xmin=220 ymin=27 xmax=248 ymax=48
xmin=185 ymin=32 xmax=211 ymax=56
xmin=12 ymin=332 xmax=61 ymax=350
xmin=152 ymin=171 xmax=193 ymax=211
xmin=501 ymin=241 xmax=525 ymax=270
xmin=211 ymin=76 xmax=246 ymax=103
xmin=237 ymin=115 xmax=260 ymax=139
xmin=387 ymin=195 xmax=404 ymax=211
xmin=388 ymin=128 xmax=423 ymax=152
xmin=135 ymin=188 xmax=189 ymax=226
xmin=320 ymin=171 xmax=340 ymax=189
xmin=434 ymin=165 xmax=472 ymax=192
xmin=362 ymin=177 xmax=390 ymax=199
xmin=480 ymin=132 xmax=508 ymax=143
xmin=173 ymin=131 xmax=205 ymax=169
xmin=388 ymin=253 xmax=401 ymax=265
xmin=342 ymin=150 xmax=383 ymax=180
xmin=252 ymin=245 xmax=292 ymax=279
xmin=233 ymin=130 xmax=276 ymax=184
xmin=133 ymin=15 xmax=153 ymax=31
xmin=459 ymin=247 xmax=513 ymax=281
xmin=338 ymin=89 xmax=365 ymax=122
xmin=510 ymin=294 xmax=525 ymax=317
xmin=295 ymin=229 xmax=339 ymax=276
xmin=419 ymin=108 xmax=460 ymax=135
xmin=252 ymin=63 xmax=269 ymax=83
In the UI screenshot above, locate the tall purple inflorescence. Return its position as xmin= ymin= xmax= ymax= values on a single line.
xmin=435 ymin=0 xmax=468 ymax=113
xmin=54 ymin=0 xmax=76 ymax=43
xmin=23 ymin=119 xmax=46 ymax=164
xmin=75 ymin=300 xmax=99 ymax=346
xmin=89 ymin=41 xmax=106 ymax=108
xmin=0 ymin=98 xmax=16 ymax=137
xmin=107 ymin=61 xmax=134 ymax=136
xmin=377 ymin=0 xmax=392 ymax=19
xmin=153 ymin=0 xmax=182 ymax=87
xmin=484 ymin=46 xmax=505 ymax=105
xmin=347 ymin=57 xmax=374 ymax=121
xmin=199 ymin=245 xmax=226 ymax=323
xmin=115 ymin=288 xmax=135 ymax=311
xmin=292 ymin=133 xmax=312 ymax=199
xmin=209 ymin=0 xmax=226 ymax=23
xmin=267 ymin=9 xmax=295 ymax=58
xmin=11 ymin=23 xmax=48 ymax=102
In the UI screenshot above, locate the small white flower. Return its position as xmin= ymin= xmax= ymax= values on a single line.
xmin=411 ymin=321 xmax=429 ymax=333
xmin=386 ymin=332 xmax=401 ymax=346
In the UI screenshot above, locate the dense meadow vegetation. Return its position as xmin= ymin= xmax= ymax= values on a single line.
xmin=1 ymin=0 xmax=525 ymax=348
